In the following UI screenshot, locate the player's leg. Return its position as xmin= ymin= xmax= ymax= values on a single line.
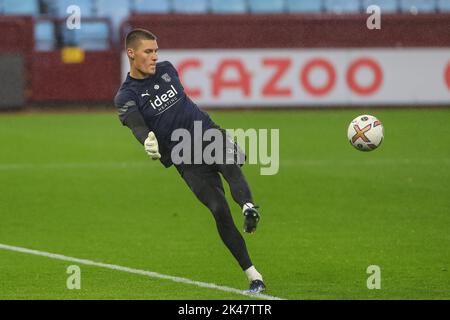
xmin=212 ymin=130 xmax=262 ymax=234
xmin=216 ymin=161 xmax=252 ymax=207
xmin=176 ymin=164 xmax=265 ymax=292
xmin=176 ymin=164 xmax=251 ymax=270
xmin=216 ymin=162 xmax=261 ymax=234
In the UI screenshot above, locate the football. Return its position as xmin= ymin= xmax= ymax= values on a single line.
xmin=347 ymin=115 xmax=384 ymax=151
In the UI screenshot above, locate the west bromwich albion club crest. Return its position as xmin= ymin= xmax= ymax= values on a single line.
xmin=162 ymin=73 xmax=171 ymax=83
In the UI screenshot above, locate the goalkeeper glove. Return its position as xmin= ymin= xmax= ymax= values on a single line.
xmin=144 ymin=131 xmax=161 ymax=160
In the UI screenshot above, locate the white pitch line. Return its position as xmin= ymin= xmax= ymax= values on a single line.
xmin=0 ymin=243 xmax=284 ymax=300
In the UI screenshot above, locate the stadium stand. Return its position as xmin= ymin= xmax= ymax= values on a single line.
xmin=172 ymin=0 xmax=209 ymax=13
xmin=96 ymin=0 xmax=130 ymax=42
xmin=54 ymin=0 xmax=96 ymax=17
xmin=210 ymin=0 xmax=247 ymax=13
xmin=363 ymin=0 xmax=399 ymax=13
xmin=34 ymin=20 xmax=56 ymax=51
xmin=399 ymin=0 xmax=437 ymax=12
xmin=132 ymin=0 xmax=171 ymax=13
xmin=286 ymin=0 xmax=322 ymax=13
xmin=362 ymin=0 xmax=398 ymax=12
xmin=0 ymin=0 xmax=446 ymax=51
xmin=61 ymin=20 xmax=110 ymax=50
xmin=248 ymin=0 xmax=285 ymax=13
xmin=438 ymin=0 xmax=450 ymax=11
xmin=39 ymin=0 xmax=56 ymax=15
xmin=2 ymin=0 xmax=40 ymax=15
xmin=0 ymin=0 xmax=446 ymax=17
xmin=324 ymin=0 xmax=361 ymax=13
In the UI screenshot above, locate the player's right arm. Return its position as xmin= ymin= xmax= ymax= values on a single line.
xmin=114 ymin=92 xmax=161 ymax=160
xmin=114 ymin=92 xmax=149 ymax=145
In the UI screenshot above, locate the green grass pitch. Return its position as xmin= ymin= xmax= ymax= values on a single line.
xmin=0 ymin=108 xmax=449 ymax=299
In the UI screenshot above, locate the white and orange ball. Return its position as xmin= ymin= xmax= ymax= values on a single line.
xmin=347 ymin=115 xmax=384 ymax=151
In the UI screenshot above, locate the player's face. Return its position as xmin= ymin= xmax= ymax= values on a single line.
xmin=131 ymin=39 xmax=159 ymax=76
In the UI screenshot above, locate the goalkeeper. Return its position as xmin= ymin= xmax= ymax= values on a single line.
xmin=114 ymin=29 xmax=266 ymax=294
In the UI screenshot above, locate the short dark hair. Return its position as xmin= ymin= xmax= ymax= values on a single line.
xmin=125 ymin=29 xmax=157 ymax=49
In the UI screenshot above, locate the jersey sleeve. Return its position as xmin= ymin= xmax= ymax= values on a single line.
xmin=114 ymin=90 xmax=139 ymax=125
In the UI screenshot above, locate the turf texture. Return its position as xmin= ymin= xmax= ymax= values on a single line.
xmin=0 ymin=109 xmax=449 ymax=299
